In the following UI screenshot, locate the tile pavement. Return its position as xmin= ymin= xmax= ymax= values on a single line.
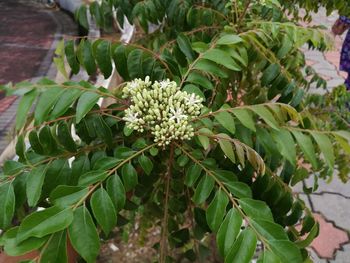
xmin=0 ymin=0 xmax=77 ymax=154
xmin=297 ymin=9 xmax=350 ymax=263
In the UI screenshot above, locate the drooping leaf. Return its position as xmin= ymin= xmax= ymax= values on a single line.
xmin=106 ymin=173 xmax=126 ymax=212
xmin=217 ymin=208 xmax=242 ymax=257
xmin=185 ymin=164 xmax=202 ymax=187
xmin=311 ymin=132 xmax=335 ymax=169
xmin=68 ymin=206 xmax=100 ymax=263
xmin=121 ymin=163 xmax=138 ymax=191
xmin=138 ymin=155 xmax=153 ymax=175
xmin=218 ymin=134 xmax=236 ymax=163
xmin=16 ymin=90 xmax=37 ymax=130
xmin=0 ymin=182 xmax=15 ymax=229
xmin=291 ymin=130 xmax=318 ymax=169
xmin=26 ymin=165 xmax=47 ymax=207
xmin=90 ymin=187 xmax=117 ymax=235
xmin=95 ymin=40 xmax=112 ymax=78
xmin=193 ymin=174 xmax=215 ymax=205
xmin=225 ymin=228 xmax=257 ymax=263
xmin=40 ymin=231 xmax=68 ymax=263
xmin=206 ymin=189 xmax=229 ymax=231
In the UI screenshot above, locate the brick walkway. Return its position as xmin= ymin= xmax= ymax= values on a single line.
xmin=0 ymin=0 xmax=77 ymax=153
xmin=299 ymin=9 xmax=350 ymax=263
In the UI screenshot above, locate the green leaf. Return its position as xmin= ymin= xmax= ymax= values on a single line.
xmin=40 ymin=231 xmax=68 ymax=263
xmin=65 ymin=40 xmax=80 ymax=74
xmin=225 ymin=228 xmax=257 ymax=263
xmin=177 ymin=155 xmax=189 ymax=167
xmin=217 ymin=208 xmax=242 ymax=257
xmin=193 ymin=174 xmax=215 ymax=205
xmin=257 ymin=251 xmax=281 ymax=263
xmin=311 ymin=132 xmax=335 ymax=169
xmin=76 ymin=5 xmax=89 ymax=29
xmin=225 ymin=181 xmax=252 ymax=198
xmin=251 ymin=105 xmax=279 ymax=130
xmin=250 ymin=218 xmax=289 ymax=241
xmin=295 ymin=221 xmax=319 ymax=248
xmin=218 ymin=134 xmax=236 ymax=163
xmin=127 ymin=49 xmax=143 ymax=79
xmin=197 ymin=128 xmax=212 ymax=150
xmin=291 ymin=130 xmax=318 ymax=169
xmin=57 ymin=121 xmax=77 ymax=152
xmin=193 ymin=59 xmax=229 ymax=78
xmin=206 ymin=189 xmax=229 ymax=232
xmin=138 ymin=155 xmax=153 ymax=175
xmin=76 ymin=91 xmax=100 ymax=123
xmin=78 ymin=39 xmax=96 ymax=75
xmin=95 ymin=40 xmax=112 ymax=78
xmin=177 ymin=33 xmax=196 ymax=61
xmin=106 ymin=173 xmax=126 ymax=212
xmin=34 ymin=86 xmax=64 ymax=124
xmin=68 ymin=206 xmax=100 ymax=263
xmin=121 ymin=163 xmax=138 ymax=191
xmin=217 ymin=34 xmax=243 ymax=45
xmin=51 ymin=88 xmax=83 ymax=118
xmin=78 ymin=170 xmax=108 ymax=187
xmin=50 ymin=186 xmax=88 ymax=208
xmin=90 ymin=187 xmax=117 ymax=235
xmin=186 ymin=72 xmax=214 ymax=90
xmin=2 ymin=227 xmax=48 ymax=256
xmin=15 ymin=135 xmax=26 ymax=160
xmin=16 ymin=90 xmax=37 ymax=130
xmin=261 ymin=64 xmax=280 ymax=86
xmin=185 ymin=164 xmax=202 ymax=187
xmin=26 ymin=165 xmax=47 ymax=207
xmin=202 ymin=49 xmax=241 ymax=71
xmin=17 ymin=206 xmax=73 ymax=243
xmin=214 ymin=108 xmax=235 ymax=135
xmin=39 ymin=126 xmax=57 ymax=154
xmin=29 ymin=130 xmax=44 ymax=154
xmin=231 ymin=108 xmax=256 ymax=132
xmin=93 ymin=157 xmax=120 ymax=170
xmin=238 ymin=198 xmax=274 ymax=221
xmin=0 ymin=182 xmax=15 ymax=229
xmin=268 ymin=240 xmax=302 ymax=263
xmin=271 ymin=129 xmax=296 ymax=166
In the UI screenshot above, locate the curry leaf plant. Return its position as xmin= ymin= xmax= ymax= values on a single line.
xmin=0 ymin=0 xmax=350 ymax=262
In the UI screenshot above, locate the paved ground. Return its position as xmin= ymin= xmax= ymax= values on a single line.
xmin=0 ymin=3 xmax=349 ymax=263
xmin=0 ymin=0 xmax=77 ymax=153
xmin=298 ymin=10 xmax=350 ymax=263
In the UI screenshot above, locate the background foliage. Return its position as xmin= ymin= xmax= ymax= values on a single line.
xmin=0 ymin=0 xmax=350 ymax=262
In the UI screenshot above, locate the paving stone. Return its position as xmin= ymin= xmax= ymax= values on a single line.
xmin=331 ymin=244 xmax=350 ymax=263
xmin=310 ymin=193 xmax=350 ymax=230
xmin=328 ymin=78 xmax=346 ymax=87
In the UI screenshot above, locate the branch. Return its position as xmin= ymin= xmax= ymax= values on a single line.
xmin=160 ymin=143 xmax=174 ymax=262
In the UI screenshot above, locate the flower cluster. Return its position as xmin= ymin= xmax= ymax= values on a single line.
xmin=122 ymin=77 xmax=203 ymax=147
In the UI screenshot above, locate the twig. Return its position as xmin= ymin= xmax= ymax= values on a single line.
xmin=159 ymin=143 xmax=174 ymax=262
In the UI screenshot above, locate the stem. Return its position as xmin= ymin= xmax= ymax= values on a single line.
xmin=175 ymin=143 xmax=272 ymax=251
xmin=159 ymin=144 xmax=174 ymax=262
xmin=72 ymin=143 xmax=157 ymax=210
